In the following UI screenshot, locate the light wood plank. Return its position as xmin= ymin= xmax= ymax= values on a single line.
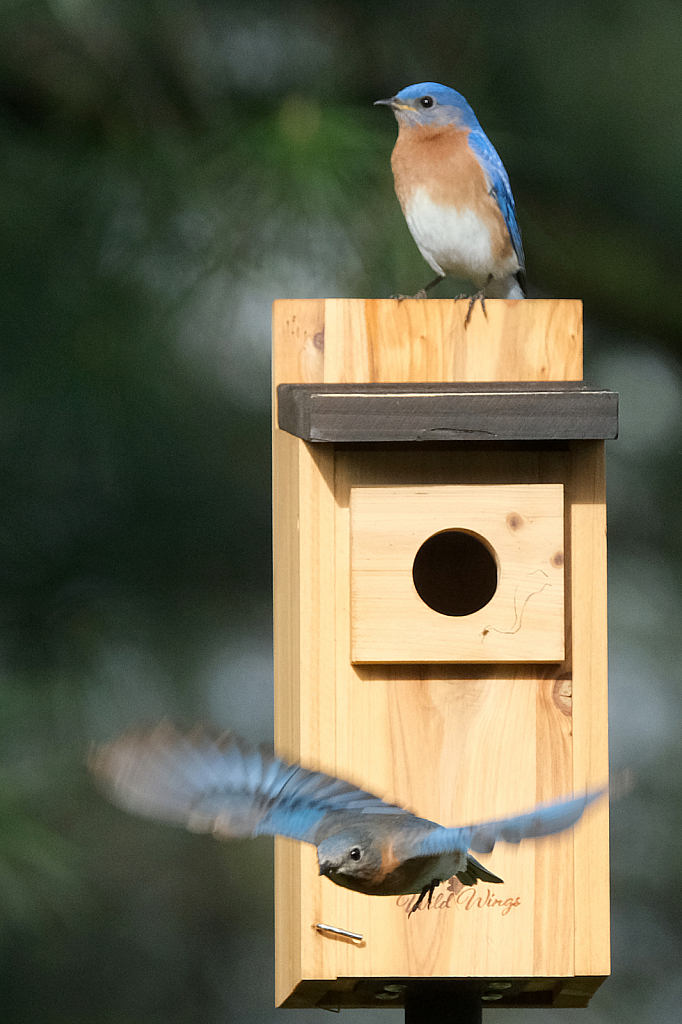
xmin=360 ymin=298 xmax=583 ymax=382
xmin=272 ymin=298 xmax=326 ymax=1004
xmin=569 ymin=442 xmax=610 ymax=977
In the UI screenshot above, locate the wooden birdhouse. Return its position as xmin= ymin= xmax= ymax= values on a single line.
xmin=272 ymin=299 xmax=616 ymax=1012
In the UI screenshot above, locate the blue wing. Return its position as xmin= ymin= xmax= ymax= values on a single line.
xmin=467 ymin=128 xmax=525 ymax=272
xmin=413 ymin=789 xmax=604 ymax=858
xmin=89 ymin=722 xmax=408 ymax=845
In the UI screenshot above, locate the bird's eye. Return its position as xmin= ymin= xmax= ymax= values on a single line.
xmin=419 ymin=96 xmax=434 ymax=108
xmin=349 ymin=847 xmax=362 ymax=861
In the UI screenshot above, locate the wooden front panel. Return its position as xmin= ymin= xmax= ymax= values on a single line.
xmin=272 ymin=300 xmax=609 ymax=1008
xmin=350 ymin=482 xmax=565 ymax=663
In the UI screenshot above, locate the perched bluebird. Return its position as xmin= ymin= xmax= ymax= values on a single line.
xmin=90 ymin=723 xmax=603 ymax=913
xmin=375 ymin=83 xmax=525 ymax=305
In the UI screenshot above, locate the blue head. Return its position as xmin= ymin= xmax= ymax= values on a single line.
xmin=375 ymin=82 xmax=481 ymax=130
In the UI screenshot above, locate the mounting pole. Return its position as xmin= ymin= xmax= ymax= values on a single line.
xmin=405 ymin=982 xmax=482 ymax=1024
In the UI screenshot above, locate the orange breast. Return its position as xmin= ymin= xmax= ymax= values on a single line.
xmin=391 ymin=124 xmax=485 ymax=208
xmin=379 ymin=841 xmax=401 ymax=879
xmin=390 ymin=123 xmax=514 ymax=265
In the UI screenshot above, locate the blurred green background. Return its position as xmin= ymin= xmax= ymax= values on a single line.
xmin=0 ymin=0 xmax=681 ymax=1021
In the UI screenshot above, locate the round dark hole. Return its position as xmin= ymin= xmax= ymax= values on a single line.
xmin=412 ymin=530 xmax=498 ymax=616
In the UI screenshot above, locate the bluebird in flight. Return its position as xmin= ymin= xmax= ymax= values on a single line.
xmin=90 ymin=723 xmax=602 ymax=913
xmin=375 ymin=83 xmax=525 ymax=305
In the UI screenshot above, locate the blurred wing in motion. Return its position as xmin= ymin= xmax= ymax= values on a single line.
xmin=414 ymin=789 xmax=604 ymax=858
xmin=89 ymin=722 xmax=408 ymax=844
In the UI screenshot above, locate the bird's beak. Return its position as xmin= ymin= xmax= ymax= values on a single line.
xmin=374 ymin=97 xmax=396 ymax=108
xmin=318 ymin=861 xmax=331 ymax=876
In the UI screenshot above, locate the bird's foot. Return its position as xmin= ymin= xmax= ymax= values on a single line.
xmin=391 ymin=288 xmax=429 ymax=301
xmin=408 ymin=879 xmax=441 ymax=917
xmin=463 ymin=291 xmax=487 ymax=328
xmin=391 ymin=275 xmax=445 ymax=302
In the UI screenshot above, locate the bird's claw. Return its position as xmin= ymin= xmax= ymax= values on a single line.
xmin=391 ymin=289 xmax=429 ymax=301
xmin=408 ymin=879 xmax=441 ymax=917
xmin=464 ymin=292 xmax=487 ymax=328
xmin=391 ymin=274 xmax=445 ymax=301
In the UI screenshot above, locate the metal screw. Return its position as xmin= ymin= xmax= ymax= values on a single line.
xmin=314 ymin=923 xmax=363 ymax=942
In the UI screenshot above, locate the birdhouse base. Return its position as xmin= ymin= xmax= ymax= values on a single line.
xmin=278 ymin=973 xmax=608 ymax=1010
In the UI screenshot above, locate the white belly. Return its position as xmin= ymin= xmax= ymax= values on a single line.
xmin=404 ymin=188 xmax=505 ymax=285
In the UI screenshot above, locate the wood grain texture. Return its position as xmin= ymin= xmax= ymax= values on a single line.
xmin=272 ymin=298 xmax=325 ymax=1003
xmin=306 ymin=298 xmax=584 ymax=383
xmin=271 ymin=300 xmax=608 ymax=1009
xmin=569 ymin=441 xmax=610 ymax=977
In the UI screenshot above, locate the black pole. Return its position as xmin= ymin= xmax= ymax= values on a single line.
xmin=404 ymin=982 xmax=482 ymax=1024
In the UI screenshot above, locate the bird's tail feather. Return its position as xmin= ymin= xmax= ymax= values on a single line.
xmin=455 ymin=854 xmax=503 ymax=887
